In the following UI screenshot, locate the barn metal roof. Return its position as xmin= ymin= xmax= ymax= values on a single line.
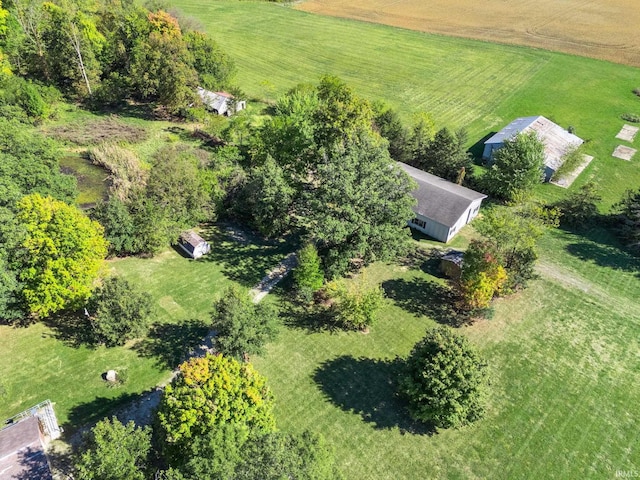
xmin=398 ymin=162 xmax=486 ymax=228
xmin=485 ymin=116 xmax=584 ymax=172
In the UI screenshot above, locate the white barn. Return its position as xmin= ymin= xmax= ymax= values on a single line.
xmin=197 ymin=87 xmax=246 ymax=116
xmin=398 ymin=162 xmax=487 ymax=243
xmin=483 ymin=116 xmax=583 ymax=181
xmin=178 ymin=231 xmax=211 ymax=259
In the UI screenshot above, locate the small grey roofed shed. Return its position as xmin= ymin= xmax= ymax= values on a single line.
xmin=398 ymin=162 xmax=486 ymax=227
xmin=178 ymin=231 xmax=211 ymax=259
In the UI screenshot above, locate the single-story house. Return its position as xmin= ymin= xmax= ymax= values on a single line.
xmin=178 ymin=231 xmax=211 ymax=259
xmin=398 ymin=162 xmax=487 ymax=243
xmin=197 ymin=87 xmax=246 ymax=116
xmin=0 ymin=416 xmax=53 ymax=480
xmin=482 ymin=115 xmax=584 ymax=181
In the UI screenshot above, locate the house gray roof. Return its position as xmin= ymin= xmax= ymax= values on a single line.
xmin=485 ymin=116 xmax=584 ymax=172
xmin=0 ymin=416 xmax=52 ymax=480
xmin=398 ymin=162 xmax=487 ymax=228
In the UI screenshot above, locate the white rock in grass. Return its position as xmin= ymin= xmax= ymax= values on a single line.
xmin=106 ymin=370 xmax=117 ymax=382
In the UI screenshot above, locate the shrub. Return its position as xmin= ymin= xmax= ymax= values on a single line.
xmin=556 ymin=182 xmax=601 ymax=228
xmin=293 ymin=243 xmax=324 ymax=302
xmin=326 ymin=276 xmax=386 ymax=331
xmin=399 ymin=326 xmax=488 ymax=429
xmin=621 ymin=113 xmax=640 ymax=123
xmin=457 ymin=240 xmax=507 ymax=311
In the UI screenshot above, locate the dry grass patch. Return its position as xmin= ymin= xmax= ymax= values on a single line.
xmin=45 ymin=117 xmax=148 ymax=145
xmin=296 ymin=0 xmax=640 ymax=67
xmin=87 ymin=143 xmax=148 ymax=201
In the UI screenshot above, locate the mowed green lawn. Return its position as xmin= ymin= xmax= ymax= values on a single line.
xmin=253 ymin=228 xmax=640 ymax=479
xmin=0 ymin=226 xmax=290 ymax=428
xmin=171 ymin=0 xmax=640 ymax=208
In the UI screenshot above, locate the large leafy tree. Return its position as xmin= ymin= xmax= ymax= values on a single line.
xmin=483 ymin=131 xmax=545 ymax=202
xmin=16 ymin=193 xmax=108 ymax=317
xmin=157 ymin=353 xmax=276 ymax=464
xmin=210 ymin=285 xmax=280 ymax=360
xmin=304 ymin=133 xmax=416 ymax=277
xmin=400 ymin=326 xmax=488 ymax=429
xmin=74 ymin=417 xmax=151 ymax=480
xmin=411 ymin=127 xmax=472 ymax=183
xmin=184 ymin=30 xmax=235 ymax=90
xmin=457 ymin=240 xmax=507 ymax=311
xmin=87 ymin=276 xmax=153 ymax=346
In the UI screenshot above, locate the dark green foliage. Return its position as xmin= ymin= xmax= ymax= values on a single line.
xmin=74 ymin=417 xmax=151 ymax=480
xmin=304 ymin=133 xmax=416 ymax=278
xmin=91 ymin=198 xmax=137 ymax=256
xmin=483 ymin=132 xmax=545 ymax=202
xmin=556 ymin=182 xmax=601 ymax=228
xmin=373 ymin=103 xmax=409 ymax=162
xmin=293 ymin=243 xmax=324 ymax=301
xmin=245 ymin=157 xmax=295 ymax=238
xmin=400 ymin=326 xmax=488 ymax=429
xmin=613 ymin=188 xmax=640 ymax=251
xmin=621 ymin=113 xmax=640 ymax=123
xmin=211 ymin=285 xmax=280 ymax=360
xmin=410 ymin=127 xmax=472 ymax=183
xmin=0 ymin=118 xmax=77 ymax=206
xmin=87 ymin=276 xmax=153 ymax=346
xmin=185 ymin=30 xmax=235 ymax=90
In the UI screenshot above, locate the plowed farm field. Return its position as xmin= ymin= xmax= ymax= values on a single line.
xmin=296 ymin=0 xmax=640 ymax=66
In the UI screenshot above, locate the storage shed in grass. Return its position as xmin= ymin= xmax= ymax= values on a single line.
xmin=178 ymin=231 xmax=211 ymax=259
xmin=398 ymin=162 xmax=487 ymax=243
xmin=483 ymin=116 xmax=583 ymax=181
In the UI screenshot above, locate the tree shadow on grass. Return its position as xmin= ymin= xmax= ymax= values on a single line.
xmin=382 ymin=278 xmax=464 ymax=327
xmin=42 ymin=310 xmax=97 ymax=348
xmin=565 ymin=241 xmax=640 ymax=276
xmin=200 ymin=223 xmax=294 ymax=288
xmin=313 ymin=356 xmax=434 ymax=435
xmin=65 ymin=391 xmax=145 ymax=438
xmin=134 ymin=318 xmax=210 ymax=370
xmin=280 ymin=300 xmax=341 ymax=334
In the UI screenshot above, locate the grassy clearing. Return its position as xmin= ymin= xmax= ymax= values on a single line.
xmin=296 ymin=0 xmax=640 ymax=68
xmin=0 ymin=226 xmax=291 ymax=429
xmin=253 ymin=228 xmax=640 ymax=479
xmin=169 ymin=0 xmax=640 ymax=208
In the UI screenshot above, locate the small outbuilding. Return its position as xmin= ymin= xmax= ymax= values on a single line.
xmin=398 ymin=162 xmax=487 ymax=243
xmin=197 ymin=87 xmax=246 ymax=116
xmin=178 ymin=231 xmax=211 ymax=259
xmin=483 ymin=115 xmax=584 ymax=181
xmin=440 ymin=250 xmax=465 ymax=279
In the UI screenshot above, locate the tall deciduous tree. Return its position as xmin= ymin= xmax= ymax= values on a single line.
xmin=458 ymin=240 xmax=507 ymax=311
xmin=185 ymin=30 xmax=235 ymax=90
xmin=87 ymin=276 xmax=153 ymax=346
xmin=483 ymin=131 xmax=545 ymax=202
xmin=400 ymin=326 xmax=488 ymax=429
xmin=16 ymin=193 xmax=108 ymax=317
xmin=74 ymin=417 xmax=151 ymax=480
xmin=411 ymin=127 xmax=472 ymax=183
xmin=157 ymin=353 xmax=276 ymax=464
xmin=304 ymin=132 xmax=416 ymax=277
xmin=293 ymin=243 xmax=324 ymax=301
xmin=210 ymin=285 xmax=280 ymax=360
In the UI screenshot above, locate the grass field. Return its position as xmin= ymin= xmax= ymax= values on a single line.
xmin=0 ymin=226 xmax=290 ymax=429
xmin=296 ymin=0 xmax=640 ymax=68
xmin=170 ymin=0 xmax=640 ymax=208
xmin=253 ymin=227 xmax=640 ymax=479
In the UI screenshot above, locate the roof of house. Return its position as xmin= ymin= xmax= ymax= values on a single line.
xmin=398 ymin=162 xmax=487 ymax=228
xmin=197 ymin=87 xmax=233 ymax=111
xmin=0 ymin=416 xmax=52 ymax=480
xmin=485 ymin=116 xmax=584 ymax=171
xmin=180 ymin=231 xmax=207 ymax=250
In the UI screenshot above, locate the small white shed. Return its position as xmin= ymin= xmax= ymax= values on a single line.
xmin=178 ymin=231 xmax=211 ymax=259
xmin=197 ymin=87 xmax=246 ymax=116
